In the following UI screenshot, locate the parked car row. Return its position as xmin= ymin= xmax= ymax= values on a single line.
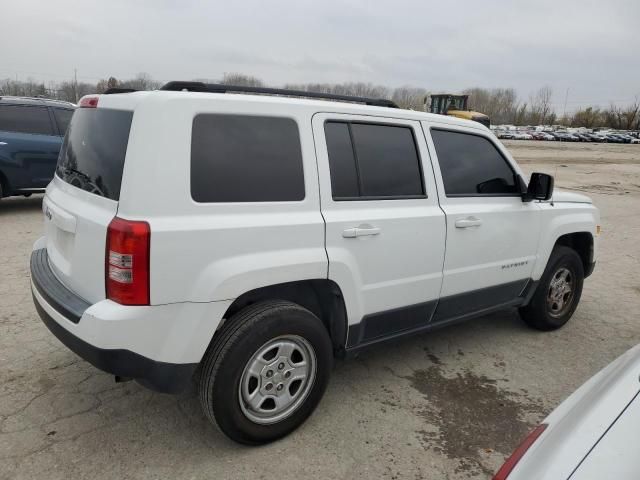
xmin=496 ymin=129 xmax=640 ymax=143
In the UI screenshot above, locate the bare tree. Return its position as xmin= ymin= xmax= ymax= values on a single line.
xmin=571 ymin=107 xmax=601 ymax=128
xmin=392 ymin=86 xmax=428 ymax=110
xmin=465 ymin=87 xmax=522 ymax=125
xmin=513 ymin=102 xmax=529 ymax=125
xmin=96 ymin=76 xmax=120 ymax=93
xmin=57 ymin=80 xmax=93 ymax=102
xmin=619 ymin=97 xmax=640 ymax=130
xmin=529 ymin=86 xmax=553 ymax=125
xmin=221 ymin=73 xmax=264 ymax=87
xmin=119 ymin=72 xmax=161 ymax=91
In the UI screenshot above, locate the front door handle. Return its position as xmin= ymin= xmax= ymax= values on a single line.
xmin=455 ymin=216 xmax=482 ymax=228
xmin=342 ymin=225 xmax=381 ymax=238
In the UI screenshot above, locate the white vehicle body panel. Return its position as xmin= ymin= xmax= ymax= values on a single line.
xmin=508 ymin=344 xmax=640 ymax=480
xmin=312 ymin=112 xmax=446 ymax=327
xmin=531 ymin=200 xmax=599 ymax=280
xmin=32 ymin=275 xmax=231 ymax=364
xmin=113 ymin=94 xmax=327 ymax=305
xmin=422 ymin=121 xmax=542 ymax=295
xmin=571 ymin=394 xmax=640 ymax=479
xmin=43 ymin=177 xmax=117 ymax=304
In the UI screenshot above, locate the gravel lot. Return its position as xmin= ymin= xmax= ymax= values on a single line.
xmin=1 ymin=140 xmax=639 ymax=479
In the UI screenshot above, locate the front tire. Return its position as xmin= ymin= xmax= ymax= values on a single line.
xmin=519 ymin=246 xmax=584 ymax=331
xmin=199 ymin=300 xmax=333 ymax=444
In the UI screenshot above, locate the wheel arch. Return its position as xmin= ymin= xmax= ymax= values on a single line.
xmin=221 ymin=279 xmax=349 ymax=355
xmin=553 ymin=232 xmax=594 ymax=277
xmin=533 ymin=207 xmax=598 ymax=280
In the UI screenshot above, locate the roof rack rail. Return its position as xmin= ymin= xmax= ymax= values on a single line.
xmin=104 ymin=88 xmax=138 ymax=94
xmin=159 ymin=81 xmax=399 ymax=108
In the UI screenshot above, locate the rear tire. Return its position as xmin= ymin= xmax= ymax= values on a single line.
xmin=199 ymin=300 xmax=333 ymax=444
xmin=519 ymin=246 xmax=584 ymax=331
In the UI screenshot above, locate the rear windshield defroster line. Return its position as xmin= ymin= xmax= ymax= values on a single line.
xmin=56 ymin=108 xmax=134 ymax=201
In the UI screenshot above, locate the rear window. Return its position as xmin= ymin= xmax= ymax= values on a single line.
xmin=56 ymin=108 xmax=133 ymax=201
xmin=191 ymin=114 xmax=305 ymax=202
xmin=0 ymin=104 xmax=53 ymax=135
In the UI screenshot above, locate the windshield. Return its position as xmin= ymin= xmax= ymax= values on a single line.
xmin=56 ymin=108 xmax=133 ymax=201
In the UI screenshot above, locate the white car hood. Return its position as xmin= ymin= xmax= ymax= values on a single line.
xmin=552 ymin=189 xmax=592 ymax=204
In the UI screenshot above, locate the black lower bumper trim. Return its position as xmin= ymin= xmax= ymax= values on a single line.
xmin=33 ymin=295 xmax=197 ymax=394
xmin=31 ymin=248 xmax=90 ymax=323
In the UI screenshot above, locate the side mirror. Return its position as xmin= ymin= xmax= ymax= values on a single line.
xmin=523 ymin=173 xmax=554 ymax=202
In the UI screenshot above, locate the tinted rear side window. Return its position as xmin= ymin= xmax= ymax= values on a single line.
xmin=431 ymin=129 xmax=518 ymax=196
xmin=191 ymin=114 xmax=305 ymax=202
xmin=351 ymin=123 xmax=423 ymax=197
xmin=53 ymin=108 xmax=74 ymax=135
xmin=324 ymin=122 xmax=359 ymax=198
xmin=324 ymin=121 xmax=424 ymax=199
xmin=0 ymin=105 xmax=53 ymax=135
xmin=56 ymin=108 xmax=133 ymax=201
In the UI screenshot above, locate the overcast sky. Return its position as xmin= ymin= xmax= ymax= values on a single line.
xmin=3 ymin=0 xmax=638 ymax=112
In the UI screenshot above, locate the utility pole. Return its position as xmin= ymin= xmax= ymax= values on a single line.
xmin=74 ymin=68 xmax=78 ymax=103
xmin=563 ymin=87 xmax=570 ymax=120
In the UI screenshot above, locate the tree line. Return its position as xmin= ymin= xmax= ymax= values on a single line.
xmin=1 ymin=72 xmax=637 ymax=130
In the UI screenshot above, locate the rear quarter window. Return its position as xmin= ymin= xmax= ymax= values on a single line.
xmin=191 ymin=114 xmax=305 ymax=202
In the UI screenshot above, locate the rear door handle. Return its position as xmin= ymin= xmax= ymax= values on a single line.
xmin=455 ymin=216 xmax=482 ymax=228
xmin=342 ymin=226 xmax=381 ymax=238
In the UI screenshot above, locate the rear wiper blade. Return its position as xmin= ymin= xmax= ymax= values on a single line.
xmin=61 ymin=167 xmax=105 ymax=196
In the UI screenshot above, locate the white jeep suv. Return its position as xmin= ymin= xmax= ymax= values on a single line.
xmin=31 ymin=82 xmax=599 ymax=444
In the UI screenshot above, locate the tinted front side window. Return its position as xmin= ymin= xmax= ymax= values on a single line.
xmin=431 ymin=129 xmax=518 ymax=196
xmin=0 ymin=105 xmax=53 ymax=135
xmin=324 ymin=121 xmax=424 ymax=199
xmin=191 ymin=114 xmax=305 ymax=202
xmin=56 ymin=108 xmax=134 ymax=201
xmin=53 ymin=108 xmax=74 ymax=135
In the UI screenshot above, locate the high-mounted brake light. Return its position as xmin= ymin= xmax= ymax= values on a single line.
xmin=78 ymin=96 xmax=99 ymax=108
xmin=493 ymin=424 xmax=547 ymax=480
xmin=106 ymin=217 xmax=150 ymax=305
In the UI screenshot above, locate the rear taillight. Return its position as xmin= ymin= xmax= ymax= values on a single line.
xmin=106 ymin=217 xmax=150 ymax=305
xmin=493 ymin=424 xmax=547 ymax=480
xmin=78 ymin=96 xmax=99 ymax=108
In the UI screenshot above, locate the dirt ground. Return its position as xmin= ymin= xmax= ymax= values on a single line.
xmin=1 ymin=140 xmax=639 ymax=480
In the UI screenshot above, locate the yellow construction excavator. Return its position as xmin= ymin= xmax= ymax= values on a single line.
xmin=426 ymin=94 xmax=490 ymax=128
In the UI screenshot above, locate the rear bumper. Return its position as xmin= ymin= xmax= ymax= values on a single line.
xmin=33 ymin=296 xmax=196 ymax=393
xmin=30 ymin=247 xmax=230 ymax=393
